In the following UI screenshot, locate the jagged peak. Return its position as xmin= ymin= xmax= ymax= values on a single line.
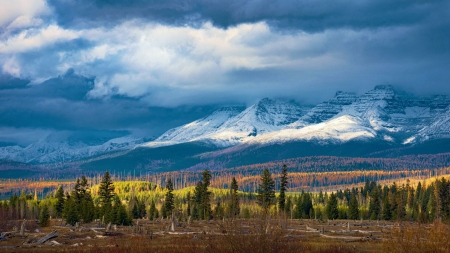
xmin=374 ymin=84 xmax=395 ymax=91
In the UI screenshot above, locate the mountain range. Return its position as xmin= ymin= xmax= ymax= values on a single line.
xmin=2 ymin=85 xmax=450 ymax=173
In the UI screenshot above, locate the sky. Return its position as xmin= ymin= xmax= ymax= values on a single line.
xmin=1 ymin=0 xmax=450 ymax=145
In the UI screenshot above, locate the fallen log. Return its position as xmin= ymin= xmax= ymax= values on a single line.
xmin=1 ymin=231 xmax=15 ymax=240
xmin=306 ymin=225 xmax=319 ymax=232
xmin=33 ymin=230 xmax=58 ymax=244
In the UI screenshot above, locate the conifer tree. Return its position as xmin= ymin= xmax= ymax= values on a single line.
xmin=301 ymin=193 xmax=313 ymax=218
xmin=229 ymin=177 xmax=240 ymax=217
xmin=39 ymin=205 xmax=50 ymax=227
xmin=348 ymin=194 xmax=359 ymax=220
xmin=257 ymin=169 xmax=276 ymax=213
xmin=382 ymin=196 xmax=392 ymax=220
xmin=163 ymin=178 xmax=174 ymax=218
xmin=326 ymin=193 xmax=338 ymax=220
xmin=63 ymin=197 xmax=79 ymax=226
xmin=55 ymin=186 xmax=65 ymax=218
xmin=278 ymin=164 xmax=288 ymax=212
xmin=201 ymin=170 xmax=212 ymax=220
xmin=99 ymin=171 xmax=115 ymax=218
xmin=369 ymin=187 xmax=381 ymax=220
xmin=149 ymin=200 xmax=157 ymax=220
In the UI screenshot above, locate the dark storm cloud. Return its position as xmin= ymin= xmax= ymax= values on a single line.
xmin=1 ymin=0 xmax=450 ymax=146
xmin=0 ymin=70 xmax=218 ymax=144
xmin=48 ymin=0 xmax=447 ymax=31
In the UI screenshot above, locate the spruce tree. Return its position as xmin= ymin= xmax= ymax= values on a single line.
xmin=63 ymin=197 xmax=80 ymax=226
xmin=257 ymin=169 xmax=276 ymax=213
xmin=99 ymin=171 xmax=115 ymax=218
xmin=348 ymin=194 xmax=359 ymax=220
xmin=149 ymin=200 xmax=157 ymax=220
xmin=39 ymin=205 xmax=50 ymax=227
xmin=163 ymin=178 xmax=174 ymax=218
xmin=55 ymin=186 xmax=65 ymax=218
xmin=229 ymin=177 xmax=240 ymax=217
xmin=382 ymin=196 xmax=392 ymax=220
xmin=369 ymin=187 xmax=381 ymax=220
xmin=201 ymin=170 xmax=212 ymax=220
xmin=301 ymin=193 xmax=313 ymax=218
xmin=278 ymin=164 xmax=288 ymax=212
xmin=326 ymin=193 xmax=338 ymax=220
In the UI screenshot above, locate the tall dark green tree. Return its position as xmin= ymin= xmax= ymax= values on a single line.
xmin=63 ymin=196 xmax=79 ymax=226
xmin=382 ymin=196 xmax=392 ymax=220
xmin=99 ymin=171 xmax=115 ymax=219
xmin=229 ymin=177 xmax=240 ymax=217
xmin=111 ymin=196 xmax=132 ymax=225
xmin=257 ymin=169 xmax=276 ymax=213
xmin=326 ymin=193 xmax=338 ymax=220
xmin=163 ymin=178 xmax=174 ymax=218
xmin=54 ymin=186 xmax=65 ymax=218
xmin=348 ymin=194 xmax=359 ymax=220
xmin=278 ymin=164 xmax=288 ymax=212
xmin=301 ymin=193 xmax=313 ymax=218
xmin=201 ymin=170 xmax=212 ymax=220
xmin=39 ymin=205 xmax=50 ymax=227
xmin=369 ymin=186 xmax=381 ymax=220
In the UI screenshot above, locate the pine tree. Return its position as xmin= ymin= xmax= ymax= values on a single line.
xmin=326 ymin=193 xmax=338 ymax=220
xmin=99 ymin=171 xmax=115 ymax=218
xmin=201 ymin=170 xmax=212 ymax=220
xmin=302 ymin=193 xmax=313 ymax=218
xmin=348 ymin=194 xmax=359 ymax=220
xmin=63 ymin=197 xmax=79 ymax=226
xmin=229 ymin=177 xmax=240 ymax=217
xmin=382 ymin=196 xmax=392 ymax=220
xmin=39 ymin=205 xmax=50 ymax=227
xmin=149 ymin=200 xmax=157 ymax=220
xmin=295 ymin=195 xmax=303 ymax=219
xmin=55 ymin=186 xmax=65 ymax=218
xmin=369 ymin=186 xmax=381 ymax=220
xmin=278 ymin=164 xmax=288 ymax=212
xmin=257 ymin=169 xmax=276 ymax=213
xmin=163 ymin=178 xmax=174 ymax=218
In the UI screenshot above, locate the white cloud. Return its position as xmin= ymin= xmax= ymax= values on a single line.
xmin=2 ymin=57 xmax=21 ymax=77
xmin=0 ymin=0 xmax=50 ymax=30
xmin=0 ymin=25 xmax=79 ymax=54
xmin=75 ymin=21 xmax=343 ymax=99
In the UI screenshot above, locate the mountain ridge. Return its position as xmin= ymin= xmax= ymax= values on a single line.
xmin=2 ymin=84 xmax=450 ymax=165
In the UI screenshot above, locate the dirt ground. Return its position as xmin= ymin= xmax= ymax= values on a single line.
xmin=0 ymin=218 xmax=442 ymax=253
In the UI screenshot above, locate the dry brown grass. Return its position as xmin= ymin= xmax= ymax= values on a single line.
xmin=384 ymin=221 xmax=450 ymax=253
xmin=2 ymin=218 xmax=449 ymax=253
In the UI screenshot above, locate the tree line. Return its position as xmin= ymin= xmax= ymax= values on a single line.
xmin=2 ymin=166 xmax=450 ymax=229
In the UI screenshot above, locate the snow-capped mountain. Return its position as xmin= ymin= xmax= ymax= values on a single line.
xmin=144 ymin=106 xmax=245 ymax=148
xmin=2 ymin=85 xmax=450 ymax=165
xmin=142 ymin=98 xmax=311 ymax=147
xmin=144 ymin=85 xmax=450 ymax=149
xmin=0 ymin=133 xmax=147 ymax=164
xmin=286 ymin=91 xmax=358 ymax=129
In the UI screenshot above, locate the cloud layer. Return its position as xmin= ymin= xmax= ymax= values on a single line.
xmin=0 ymin=0 xmax=449 ymax=144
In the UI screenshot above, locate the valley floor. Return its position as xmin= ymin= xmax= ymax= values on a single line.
xmin=1 ymin=218 xmax=449 ymax=253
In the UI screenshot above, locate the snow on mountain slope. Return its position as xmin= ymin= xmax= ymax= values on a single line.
xmin=142 ymin=106 xmax=245 ymax=148
xmin=0 ymin=134 xmax=146 ymax=163
xmin=246 ymin=115 xmax=377 ymax=145
xmin=411 ymin=104 xmax=450 ymax=142
xmin=287 ymin=91 xmax=357 ymax=129
xmin=200 ymin=98 xmax=310 ymax=146
xmin=143 ymin=98 xmax=310 ymax=147
xmin=335 ymin=85 xmax=404 ymax=133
